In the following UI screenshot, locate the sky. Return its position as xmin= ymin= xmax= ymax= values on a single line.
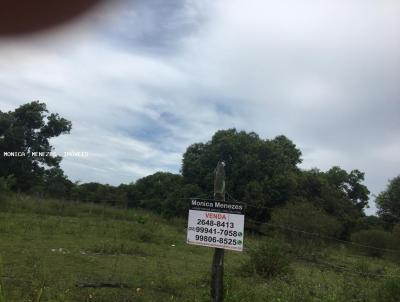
xmin=0 ymin=0 xmax=399 ymax=214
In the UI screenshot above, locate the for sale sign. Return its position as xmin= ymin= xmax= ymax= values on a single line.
xmin=187 ymin=198 xmax=245 ymax=251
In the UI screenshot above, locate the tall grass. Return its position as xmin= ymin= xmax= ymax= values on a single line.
xmin=243 ymin=237 xmax=293 ymax=278
xmin=2 ymin=193 xmax=400 ymax=301
xmin=0 ymin=256 xmax=5 ymax=302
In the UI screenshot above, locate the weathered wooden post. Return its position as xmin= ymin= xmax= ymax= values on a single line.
xmin=211 ymin=161 xmax=225 ymax=302
xmin=187 ymin=161 xmax=244 ymax=300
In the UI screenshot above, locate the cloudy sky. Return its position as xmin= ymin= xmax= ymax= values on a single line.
xmin=0 ymin=0 xmax=399 ymax=214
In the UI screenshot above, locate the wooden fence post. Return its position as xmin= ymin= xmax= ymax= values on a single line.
xmin=211 ymin=161 xmax=225 ymax=302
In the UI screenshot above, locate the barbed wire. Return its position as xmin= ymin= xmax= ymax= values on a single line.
xmin=28 ymin=193 xmax=400 ymax=222
xmin=241 ymin=241 xmax=400 ymax=279
xmin=246 ymin=219 xmax=400 ymax=254
xmin=16 ymin=195 xmax=400 ymax=253
xmin=225 ymin=191 xmax=400 ymax=222
xmin=3 ymin=199 xmax=400 ymax=288
xmin=297 ymin=257 xmax=400 ymax=278
xmin=225 ymin=191 xmax=277 ymax=210
xmin=38 ymin=196 xmax=207 ymax=205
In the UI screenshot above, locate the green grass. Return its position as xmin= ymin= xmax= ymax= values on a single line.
xmin=0 ymin=256 xmax=5 ymax=302
xmin=0 ymin=195 xmax=399 ymax=301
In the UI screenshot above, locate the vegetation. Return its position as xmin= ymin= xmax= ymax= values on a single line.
xmin=392 ymin=225 xmax=400 ymax=249
xmin=0 ymin=195 xmax=399 ymax=301
xmin=270 ymin=201 xmax=342 ymax=252
xmin=0 ymin=102 xmax=379 ymax=231
xmin=376 ymin=176 xmax=400 ymax=226
xmin=0 ymin=101 xmax=72 ymax=193
xmin=376 ymin=277 xmax=400 ymax=302
xmin=182 ymin=131 xmax=302 ymax=214
xmin=350 ymin=229 xmax=394 ymax=258
xmin=125 ymin=172 xmax=202 ymax=218
xmin=1 ymin=101 xmax=400 ymax=300
xmin=0 ymin=256 xmax=5 ymax=302
xmin=1 ymin=104 xmax=374 ymax=236
xmin=243 ymin=237 xmax=292 ymax=278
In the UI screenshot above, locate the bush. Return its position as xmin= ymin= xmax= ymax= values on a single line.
xmin=389 ymin=225 xmax=400 ymax=262
xmin=0 ymin=175 xmax=15 ymax=209
xmin=350 ymin=229 xmax=392 ymax=257
xmin=89 ymin=241 xmax=148 ymax=256
xmin=0 ymin=175 xmax=15 ymax=193
xmin=0 ymin=256 xmax=5 ymax=302
xmin=376 ymin=277 xmax=400 ymax=302
xmin=244 ymin=237 xmax=292 ymax=279
xmin=392 ymin=225 xmax=400 ymax=248
xmin=353 ymin=258 xmax=373 ymax=277
xmin=271 ymin=201 xmax=342 ymax=251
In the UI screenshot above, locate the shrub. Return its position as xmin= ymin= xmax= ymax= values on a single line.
xmin=389 ymin=225 xmax=400 ymax=262
xmin=89 ymin=241 xmax=147 ymax=256
xmin=376 ymin=277 xmax=400 ymax=302
xmin=353 ymin=258 xmax=373 ymax=277
xmin=392 ymin=224 xmax=400 ymax=248
xmin=271 ymin=201 xmax=342 ymax=252
xmin=0 ymin=256 xmax=5 ymax=302
xmin=0 ymin=175 xmax=15 ymax=193
xmin=244 ymin=237 xmax=292 ymax=279
xmin=0 ymin=283 xmax=4 ymax=302
xmin=350 ymin=229 xmax=392 ymax=257
xmin=0 ymin=175 xmax=15 ymax=210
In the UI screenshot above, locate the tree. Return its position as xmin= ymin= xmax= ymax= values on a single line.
xmin=0 ymin=101 xmax=71 ymax=191
xmin=181 ymin=129 xmax=370 ymax=229
xmin=126 ymin=171 xmax=202 ymax=217
xmin=325 ymin=167 xmax=370 ymax=210
xmin=33 ymin=166 xmax=74 ymax=199
xmin=354 ymin=215 xmax=387 ymax=232
xmin=126 ymin=172 xmax=182 ymax=211
xmin=182 ymin=129 xmax=302 ymax=215
xmin=296 ymin=167 xmax=369 ymax=237
xmin=376 ymin=175 xmax=400 ymax=225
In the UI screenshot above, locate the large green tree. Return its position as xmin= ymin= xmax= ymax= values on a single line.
xmin=182 ymin=129 xmax=302 ymax=220
xmin=181 ymin=129 xmax=369 ymax=233
xmin=0 ymin=101 xmax=71 ymax=191
xmin=376 ymin=175 xmax=400 ymax=225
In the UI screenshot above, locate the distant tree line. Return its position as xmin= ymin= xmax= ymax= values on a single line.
xmin=1 ymin=102 xmax=399 ymax=238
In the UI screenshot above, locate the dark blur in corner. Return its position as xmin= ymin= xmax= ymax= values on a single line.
xmin=0 ymin=0 xmax=107 ymax=36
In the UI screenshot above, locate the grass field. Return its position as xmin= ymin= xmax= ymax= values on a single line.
xmin=0 ymin=195 xmax=399 ymax=301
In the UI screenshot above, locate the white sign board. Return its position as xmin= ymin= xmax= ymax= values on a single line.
xmin=187 ymin=199 xmax=245 ymax=251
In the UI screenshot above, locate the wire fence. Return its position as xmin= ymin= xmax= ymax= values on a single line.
xmin=52 ymin=192 xmax=400 ymax=222
xmin=247 ymin=220 xmax=400 ymax=254
xmin=4 ymin=194 xmax=399 ymax=283
xmin=27 ymin=194 xmax=400 ymax=255
xmin=296 ymin=257 xmax=400 ymax=279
